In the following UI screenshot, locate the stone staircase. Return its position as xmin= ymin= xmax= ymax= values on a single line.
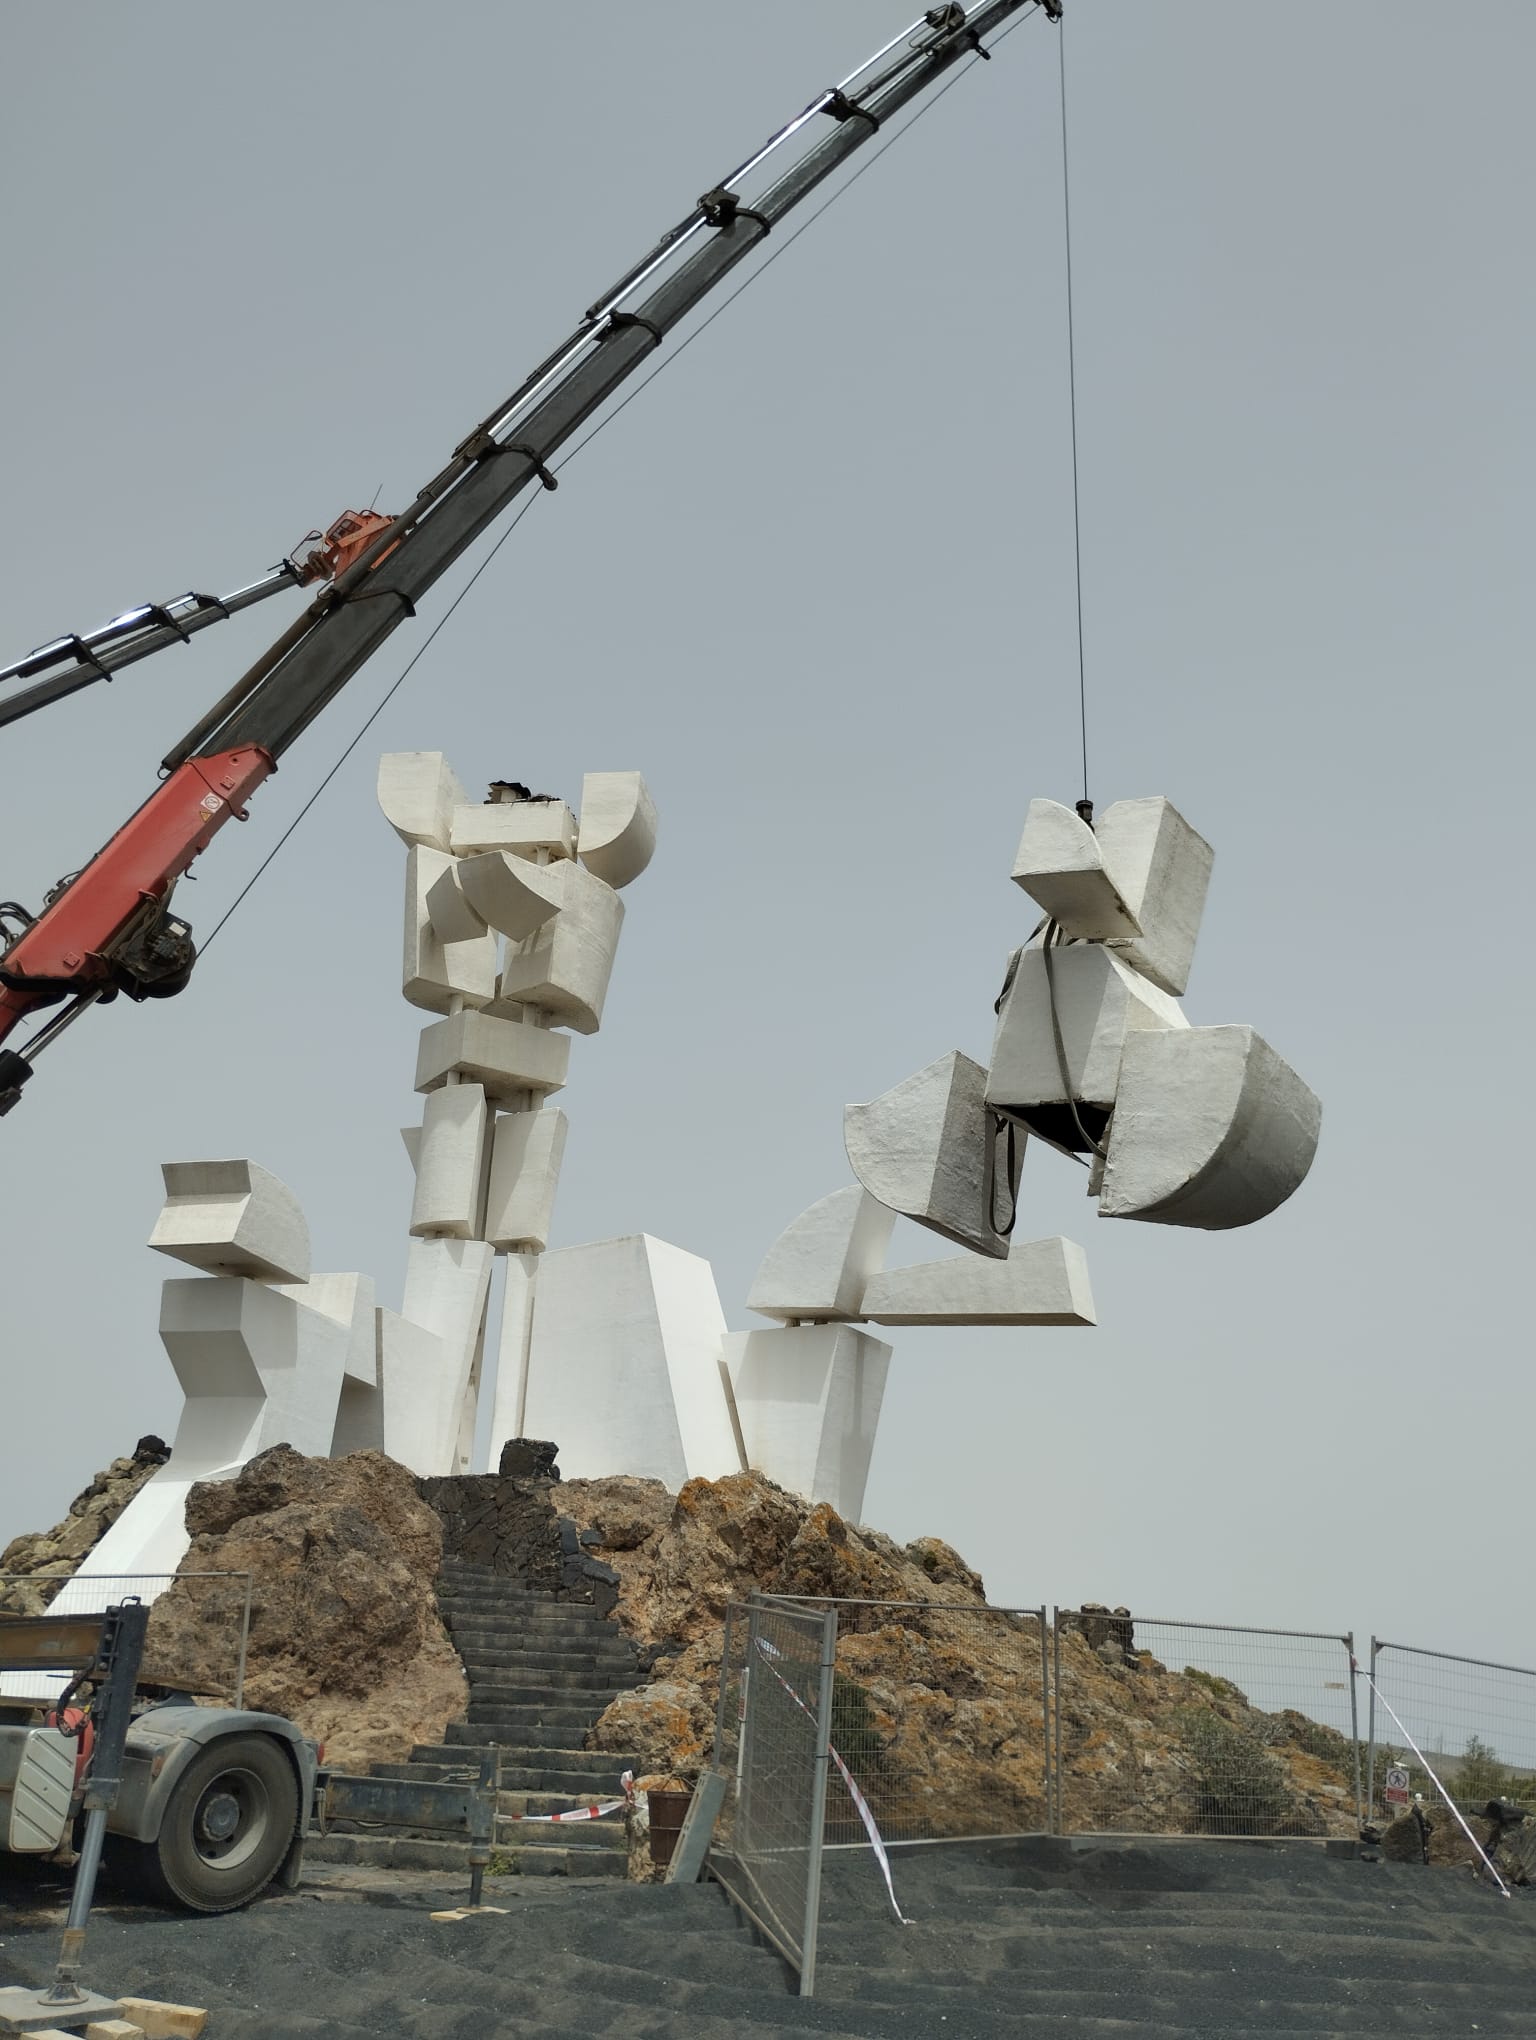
xmin=307 ymin=1556 xmax=642 ymax=1878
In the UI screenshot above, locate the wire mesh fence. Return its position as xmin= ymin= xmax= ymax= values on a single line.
xmin=711 ymin=1595 xmax=836 ymax=1996
xmin=778 ymin=1598 xmax=1051 ymax=1845
xmin=0 ymin=1571 xmax=252 ymax=1707
xmin=1366 ymin=1640 xmax=1536 ymax=1821
xmin=1051 ymin=1610 xmax=1361 ymax=1840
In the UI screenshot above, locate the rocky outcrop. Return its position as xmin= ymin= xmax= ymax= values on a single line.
xmin=143 ymin=1445 xmax=466 ymax=1770
xmin=0 ymin=1436 xmax=171 ymax=1611
xmin=420 ymin=1440 xmax=621 ymax=1610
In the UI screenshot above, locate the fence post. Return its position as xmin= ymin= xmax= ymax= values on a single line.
xmin=713 ymin=1603 xmax=736 ymax=1769
xmin=1051 ymin=1610 xmax=1064 ymax=1837
xmin=1365 ymin=1636 xmax=1379 ymax=1821
xmin=1038 ymin=1606 xmax=1052 ymax=1835
xmin=799 ymin=1605 xmax=837 ymax=1999
xmin=1344 ymin=1632 xmax=1363 ymax=1829
xmin=235 ymin=1573 xmax=252 ymax=1710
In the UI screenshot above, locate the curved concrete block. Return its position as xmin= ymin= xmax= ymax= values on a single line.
xmin=379 ymin=751 xmax=469 ymax=852
xmin=484 ymin=1107 xmax=568 ymax=1251
xmin=410 ymin=1082 xmax=491 ymax=1239
xmin=1011 ymin=797 xmax=1141 ymax=940
xmin=415 ymin=1009 xmax=570 ymax=1102
xmin=723 ymin=1325 xmax=890 ymax=1521
xmin=457 ymin=851 xmax=565 ymax=942
xmin=846 ymin=1051 xmax=1011 ymax=1260
xmin=1099 ymin=1025 xmax=1321 ymax=1230
xmin=424 ymin=860 xmax=488 ymax=945
xmin=150 ymin=1159 xmax=311 ymax=1283
xmin=450 ymin=799 xmax=576 ymax=860
xmin=577 ymin=770 xmax=657 ymax=890
xmin=861 ymin=1237 xmax=1095 ymax=1325
xmin=404 ymin=845 xmax=498 ymax=1014
xmin=493 ymin=862 xmax=624 ymax=1035
xmin=747 ymin=1186 xmax=895 ymax=1323
xmin=1095 ymin=796 xmax=1213 ymax=997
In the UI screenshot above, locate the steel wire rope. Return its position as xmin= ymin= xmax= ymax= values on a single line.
xmin=1057 ymin=16 xmax=1090 ymax=805
xmin=197 ymin=7 xmax=1041 ymax=953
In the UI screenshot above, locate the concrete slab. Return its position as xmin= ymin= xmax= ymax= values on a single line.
xmin=746 ymin=1185 xmax=894 ymax=1323
xmin=860 ymin=1236 xmax=1096 ymax=1325
xmin=415 ymin=1010 xmax=570 ymax=1103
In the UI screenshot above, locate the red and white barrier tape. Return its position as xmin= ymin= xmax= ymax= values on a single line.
xmin=508 ymin=1797 xmax=628 ymax=1824
xmin=756 ymin=1635 xmax=910 ymax=1925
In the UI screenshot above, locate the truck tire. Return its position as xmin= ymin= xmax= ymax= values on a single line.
xmin=126 ymin=1733 xmax=299 ymax=1913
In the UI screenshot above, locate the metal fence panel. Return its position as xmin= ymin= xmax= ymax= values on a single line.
xmin=0 ymin=1571 xmax=252 ymax=1708
xmin=1367 ymin=1640 xmax=1536 ymax=1821
xmin=1053 ymin=1610 xmax=1360 ymax=1839
xmin=714 ymin=1595 xmax=835 ymax=1997
xmin=781 ymin=1598 xmax=1051 ymax=1845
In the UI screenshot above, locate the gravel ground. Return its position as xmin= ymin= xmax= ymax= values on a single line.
xmin=2 ymin=1839 xmax=1531 ymax=2038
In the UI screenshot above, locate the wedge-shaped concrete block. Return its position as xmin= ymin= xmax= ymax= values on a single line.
xmin=410 ymin=1082 xmax=492 ymax=1238
xmin=380 ymin=1237 xmax=495 ymax=1475
xmin=484 ymin=1107 xmax=567 ymax=1251
xmin=845 ymin=1051 xmax=1011 ymax=1260
xmin=457 ymin=851 xmax=565 ymax=942
xmin=424 ymin=860 xmax=488 ymax=945
xmin=723 ymin=1325 xmax=890 ymax=1522
xmin=404 ymin=845 xmax=498 ymax=1014
xmin=450 ymin=799 xmax=576 ymax=860
xmin=1099 ymin=1025 xmax=1321 ymax=1230
xmin=379 ymin=751 xmax=469 ymax=852
xmin=1011 ymin=797 xmax=1142 ymax=940
xmin=986 ymin=944 xmax=1187 ymax=1148
xmin=158 ymin=1275 xmax=351 ymax=1461
xmin=747 ymin=1186 xmax=895 ymax=1323
xmin=577 ymin=770 xmax=657 ymax=889
xmin=516 ymin=1235 xmax=742 ymax=1486
xmin=149 ymin=1159 xmax=310 ymax=1283
xmin=1095 ymin=796 xmax=1214 ymax=997
xmin=415 ymin=1010 xmax=570 ymax=1102
xmin=492 ymin=861 xmax=624 ymax=1035
xmin=861 ymin=1237 xmax=1095 ymax=1325
xmin=487 ymin=1250 xmax=538 ymax=1452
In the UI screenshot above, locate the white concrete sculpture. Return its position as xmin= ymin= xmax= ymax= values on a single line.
xmin=746 ymin=1185 xmax=894 ymax=1324
xmin=844 ymin=1051 xmax=1015 ymax=1259
xmin=149 ymin=1159 xmax=310 ymax=1283
xmin=576 ymin=770 xmax=658 ymax=889
xmin=723 ymin=1325 xmax=890 ymax=1522
xmin=403 ymin=845 xmax=498 ymax=1013
xmin=491 ymin=861 xmax=624 ymax=1035
xmin=378 ymin=750 xmax=469 ymax=852
xmin=1011 ymin=797 xmax=1142 ymax=941
xmin=860 ymin=1238 xmax=1096 ymax=1326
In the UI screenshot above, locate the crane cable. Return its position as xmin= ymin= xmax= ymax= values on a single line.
xmin=197 ymin=7 xmax=1045 ymax=956
xmin=1058 ymin=15 xmax=1090 ymax=810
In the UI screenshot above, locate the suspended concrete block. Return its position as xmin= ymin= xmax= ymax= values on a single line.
xmin=410 ymin=1082 xmax=492 ymax=1239
xmin=518 ymin=1235 xmax=743 ymax=1487
xmin=746 ymin=1185 xmax=895 ymax=1324
xmin=404 ymin=844 xmax=498 ymax=1014
xmin=450 ymin=798 xmax=577 ymax=861
xmin=1099 ymin=1024 xmax=1321 ymax=1230
xmin=415 ymin=1009 xmax=570 ymax=1103
xmin=492 ymin=862 xmax=625 ymax=1036
xmin=577 ymin=770 xmax=658 ymax=890
xmin=149 ymin=1159 xmax=311 ymax=1284
xmin=1095 ymin=796 xmax=1214 ymax=998
xmin=378 ymin=750 xmax=470 ymax=852
xmin=860 ymin=1236 xmax=1096 ymax=1325
xmin=986 ymin=943 xmax=1187 ymax=1145
xmin=845 ymin=1050 xmax=1011 ymax=1260
xmin=723 ymin=1325 xmax=891 ymax=1523
xmin=457 ymin=851 xmax=566 ymax=943
xmin=484 ymin=1107 xmax=567 ymax=1251
xmin=1011 ymin=797 xmax=1142 ymax=941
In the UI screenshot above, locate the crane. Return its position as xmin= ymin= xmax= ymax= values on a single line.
xmin=0 ymin=0 xmax=1059 ymax=1116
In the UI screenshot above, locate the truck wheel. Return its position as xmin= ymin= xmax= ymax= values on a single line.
xmin=135 ymin=1734 xmax=299 ymax=1913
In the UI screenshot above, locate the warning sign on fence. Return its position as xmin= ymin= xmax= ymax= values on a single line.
xmin=1384 ymin=1765 xmax=1411 ymax=1810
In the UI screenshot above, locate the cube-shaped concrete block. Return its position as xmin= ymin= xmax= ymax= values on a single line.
xmin=456 ymin=851 xmax=565 ymax=942
xmin=845 ymin=1051 xmax=1010 ymax=1260
xmin=404 ymin=845 xmax=498 ymax=1014
xmin=987 ymin=944 xmax=1188 ymax=1118
xmin=410 ymin=1082 xmax=492 ymax=1238
xmin=378 ymin=750 xmax=469 ymax=851
xmin=1099 ymin=1024 xmax=1321 ymax=1230
xmin=149 ymin=1159 xmax=310 ymax=1283
xmin=449 ymin=799 xmax=577 ymax=860
xmin=492 ymin=861 xmax=624 ymax=1036
xmin=577 ymin=770 xmax=657 ymax=889
xmin=516 ymin=1235 xmax=741 ymax=1486
xmin=484 ymin=1107 xmax=567 ymax=1251
xmin=723 ymin=1325 xmax=890 ymax=1522
xmin=424 ymin=860 xmax=488 ymax=945
xmin=747 ymin=1186 xmax=895 ymax=1323
xmin=1095 ymin=796 xmax=1214 ymax=997
xmin=415 ymin=1010 xmax=570 ymax=1103
xmin=860 ymin=1237 xmax=1095 ymax=1325
xmin=1011 ymin=797 xmax=1142 ymax=940
xmin=158 ymin=1275 xmax=350 ymax=1461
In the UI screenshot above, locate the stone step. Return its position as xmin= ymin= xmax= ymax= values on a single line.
xmin=444 ymin=1610 xmax=626 ymax=1640
xmin=412 ymin=1739 xmax=636 ymax=1775
xmin=462 ymin=1704 xmax=614 ymax=1738
xmin=446 ymin=1623 xmax=627 ymax=1653
xmin=498 ymin=1815 xmax=626 ymax=1852
xmin=453 ymin=1641 xmax=639 ymax=1673
xmin=465 ymin=1674 xmax=635 ymax=1704
xmin=440 ymin=1585 xmax=617 ymax=1612
xmin=303 ymin=1831 xmax=625 ymax=1877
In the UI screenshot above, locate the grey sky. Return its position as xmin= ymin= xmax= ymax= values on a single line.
xmin=2 ymin=4 xmax=1532 ymax=1674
